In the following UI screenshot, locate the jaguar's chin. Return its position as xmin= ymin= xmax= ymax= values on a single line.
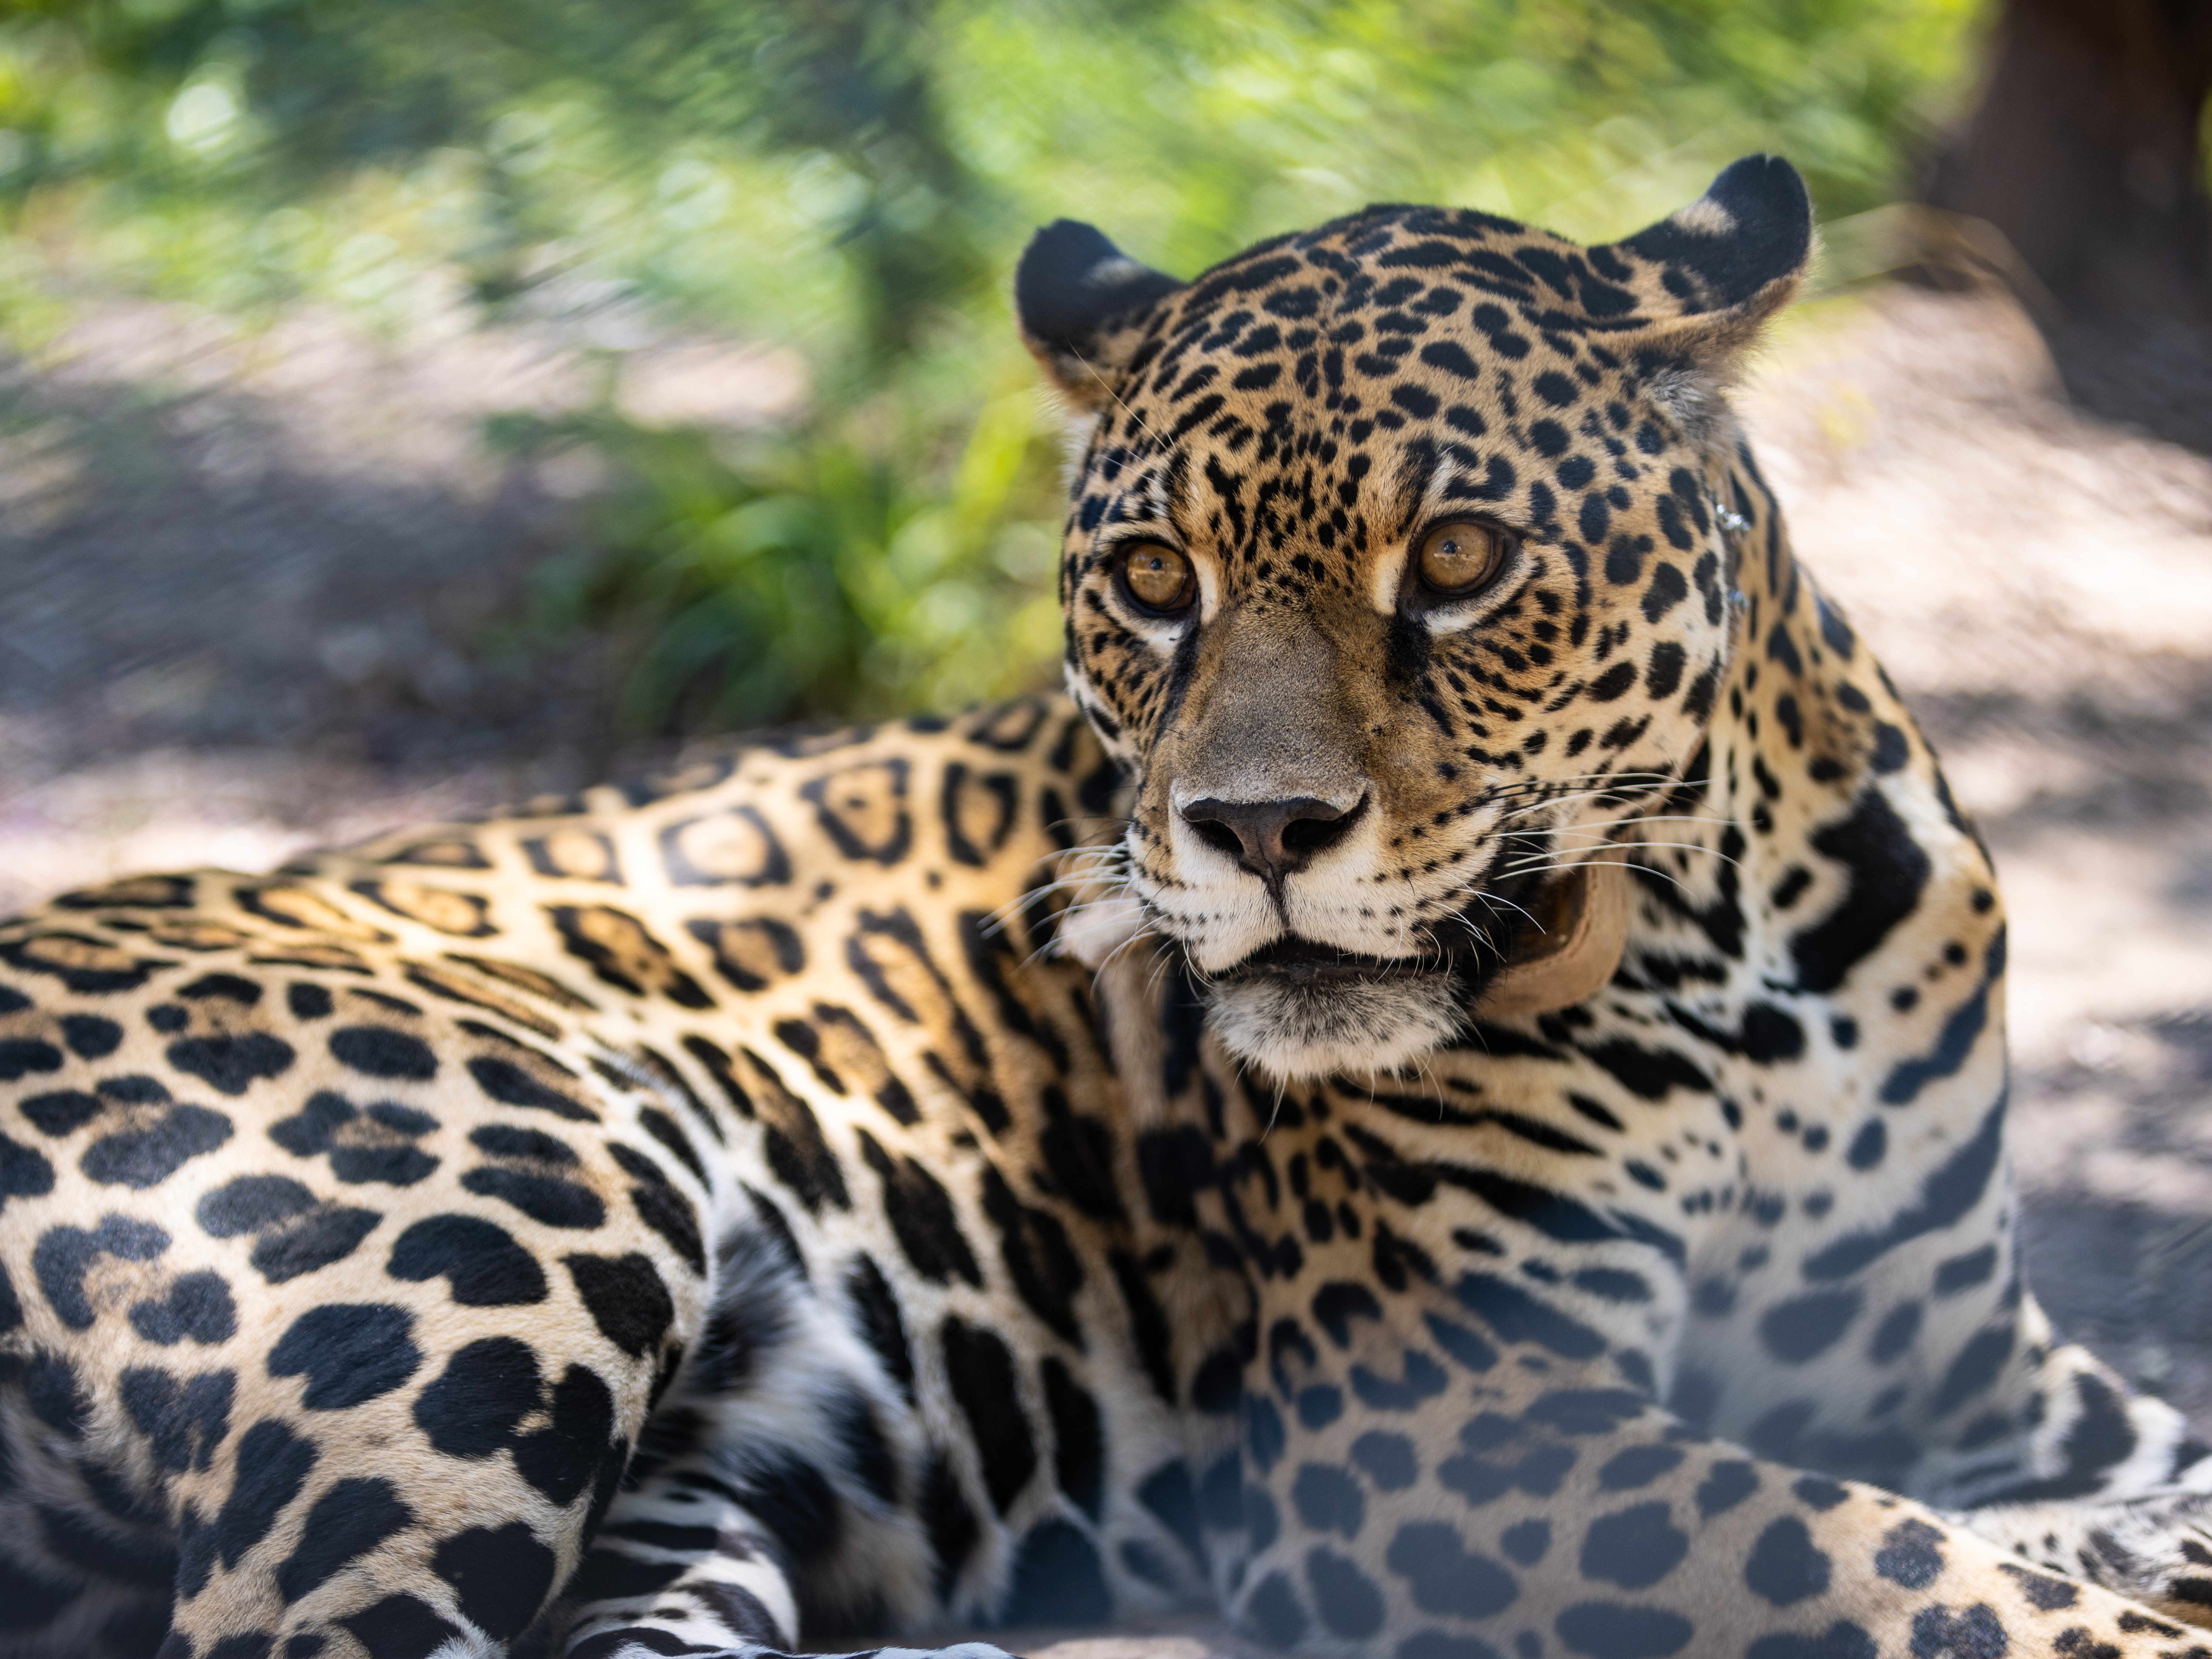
xmin=1204 ymin=963 xmax=1472 ymax=1081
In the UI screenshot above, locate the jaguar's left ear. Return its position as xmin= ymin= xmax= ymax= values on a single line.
xmin=1015 ymin=220 xmax=1184 ymax=413
xmin=1603 ymin=155 xmax=1815 ymax=433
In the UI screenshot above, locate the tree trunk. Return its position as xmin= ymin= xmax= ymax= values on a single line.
xmin=1926 ymin=0 xmax=2212 ymax=321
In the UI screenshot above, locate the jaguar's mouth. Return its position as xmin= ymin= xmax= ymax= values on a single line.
xmin=1218 ymin=935 xmax=1481 ymax=986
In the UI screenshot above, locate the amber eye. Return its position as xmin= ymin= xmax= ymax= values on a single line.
xmin=1116 ymin=542 xmax=1197 ymax=614
xmin=1415 ymin=520 xmax=1507 ymax=595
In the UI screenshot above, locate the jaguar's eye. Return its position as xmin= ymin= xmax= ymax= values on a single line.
xmin=1116 ymin=542 xmax=1197 ymax=615
xmin=1415 ymin=520 xmax=1508 ymax=596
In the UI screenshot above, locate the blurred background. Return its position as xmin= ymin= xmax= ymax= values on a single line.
xmin=5 ymin=0 xmax=2212 ymax=1419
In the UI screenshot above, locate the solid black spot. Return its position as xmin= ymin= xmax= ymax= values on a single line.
xmin=1597 ymin=1444 xmax=1684 ymax=1490
xmin=1041 ymin=1357 xmax=1105 ymax=1518
xmin=287 ymin=983 xmax=334 ymax=1020
xmin=1746 ymin=1515 xmax=1831 ymax=1605
xmin=413 ymin=1337 xmax=538 ymax=1457
xmin=270 ymin=1303 xmax=421 ymax=1409
xmin=0 ymin=1037 xmax=63 ymax=1081
xmin=167 ymin=1034 xmax=296 ymax=1096
xmin=459 ymin=1165 xmax=605 ymax=1229
xmin=1386 ymin=1521 xmax=1520 ymax=1617
xmin=1695 ymin=1459 xmax=1758 ymax=1517
xmin=276 ymin=1478 xmax=412 ymax=1603
xmin=859 ymin=1130 xmax=981 ymax=1286
xmin=130 ymin=1271 xmax=238 ymax=1345
xmin=1872 ymin=723 xmax=1909 ymax=773
xmin=843 ymin=1252 xmax=915 ymax=1403
xmin=339 ymin=1594 xmax=459 ymax=1659
xmin=513 ymin=1363 xmax=617 ymax=1506
xmin=1934 ymin=1325 xmax=2014 ymax=1415
xmin=609 ymin=1141 xmax=705 ymax=1273
xmin=1000 ymin=1518 xmax=1112 ymax=1625
xmin=388 ymin=1215 xmax=548 ymax=1305
xmin=1293 ymin=1462 xmax=1366 ymax=1539
xmin=83 ymin=1104 xmax=234 ymax=1188
xmin=211 ymin=1419 xmax=319 ymax=1572
xmin=469 ymin=1124 xmax=575 ymax=1163
xmin=198 ymin=1174 xmax=315 ymax=1235
xmin=979 ymin=1164 xmax=1085 ymax=1344
xmin=1307 ymin=1546 xmax=1386 ymax=1637
xmin=1583 ymin=1039 xmax=1709 ymax=1100
xmin=1580 ymin=1501 xmax=1688 ymax=1589
xmin=1935 ymin=1244 xmax=1999 ymax=1296
xmin=1247 ymin=1571 xmax=1310 ymax=1647
xmin=1874 ymin=1518 xmax=1946 ymax=1589
xmin=60 ymin=1015 xmax=123 ymax=1058
xmin=1996 ymin=1562 xmax=2076 ymax=1610
xmin=1760 ymin=1288 xmax=1863 ymax=1363
xmin=1501 ymin=1518 xmax=1550 ymax=1564
xmin=942 ymin=1316 xmax=1036 ymax=1512
xmin=330 ymin=1026 xmax=437 ymax=1081
xmin=1846 ymin=1119 xmax=1886 ymax=1170
xmin=1352 ymin=1430 xmax=1418 ymax=1491
xmin=466 ymin=1057 xmax=598 ymax=1121
xmin=433 ymin=1523 xmax=558 ymax=1640
xmin=1588 ymin=660 xmax=1638 ymax=701
xmin=565 ymin=1253 xmax=673 ymax=1357
xmin=1555 ymin=1598 xmax=1699 ymax=1659
xmin=19 ymin=1091 xmax=101 ymax=1137
xmin=1790 ymin=789 xmax=1932 ymax=994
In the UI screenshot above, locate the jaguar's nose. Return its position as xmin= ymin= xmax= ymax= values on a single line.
xmin=1180 ymin=794 xmax=1366 ymax=890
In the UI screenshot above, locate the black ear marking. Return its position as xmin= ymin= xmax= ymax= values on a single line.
xmin=1618 ymin=155 xmax=1813 ymax=310
xmin=1015 ymin=220 xmax=1182 ymax=406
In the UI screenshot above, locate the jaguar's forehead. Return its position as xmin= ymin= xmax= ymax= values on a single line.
xmin=1074 ymin=208 xmax=1678 ymax=571
xmin=1156 ymin=203 xmax=1651 ymax=340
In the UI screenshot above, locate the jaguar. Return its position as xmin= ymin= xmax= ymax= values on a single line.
xmin=5 ymin=153 xmax=2212 ymax=1659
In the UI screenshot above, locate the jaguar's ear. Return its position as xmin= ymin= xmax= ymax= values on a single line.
xmin=1604 ymin=155 xmax=1814 ymax=434
xmin=1015 ymin=220 xmax=1183 ymax=413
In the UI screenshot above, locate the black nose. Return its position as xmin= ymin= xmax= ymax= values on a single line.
xmin=1180 ymin=795 xmax=1365 ymax=889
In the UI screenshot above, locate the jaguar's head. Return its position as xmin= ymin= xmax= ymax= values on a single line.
xmin=1017 ymin=156 xmax=1813 ymax=1081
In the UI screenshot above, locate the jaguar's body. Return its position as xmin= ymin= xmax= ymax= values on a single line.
xmin=8 ymin=156 xmax=2212 ymax=1659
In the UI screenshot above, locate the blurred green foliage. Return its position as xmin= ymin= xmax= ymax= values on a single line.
xmin=0 ymin=0 xmax=1980 ymax=730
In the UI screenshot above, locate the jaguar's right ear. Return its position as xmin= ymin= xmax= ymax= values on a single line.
xmin=1015 ymin=220 xmax=1183 ymax=413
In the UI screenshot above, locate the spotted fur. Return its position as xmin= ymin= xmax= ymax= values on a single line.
xmin=5 ymin=156 xmax=2212 ymax=1659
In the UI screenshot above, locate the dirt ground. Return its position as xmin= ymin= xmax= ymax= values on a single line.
xmin=4 ymin=277 xmax=2212 ymax=1648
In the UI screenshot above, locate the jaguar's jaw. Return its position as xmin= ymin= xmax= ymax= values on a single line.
xmin=1203 ymin=962 xmax=1474 ymax=1081
xmin=1196 ymin=860 xmax=1635 ymax=1080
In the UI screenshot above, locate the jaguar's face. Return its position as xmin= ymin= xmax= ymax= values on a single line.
xmin=1017 ymin=157 xmax=1812 ymax=1080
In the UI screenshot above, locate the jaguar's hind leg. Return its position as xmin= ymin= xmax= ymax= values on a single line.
xmin=1961 ymin=1489 xmax=2212 ymax=1627
xmin=1941 ymin=1338 xmax=2212 ymax=1625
